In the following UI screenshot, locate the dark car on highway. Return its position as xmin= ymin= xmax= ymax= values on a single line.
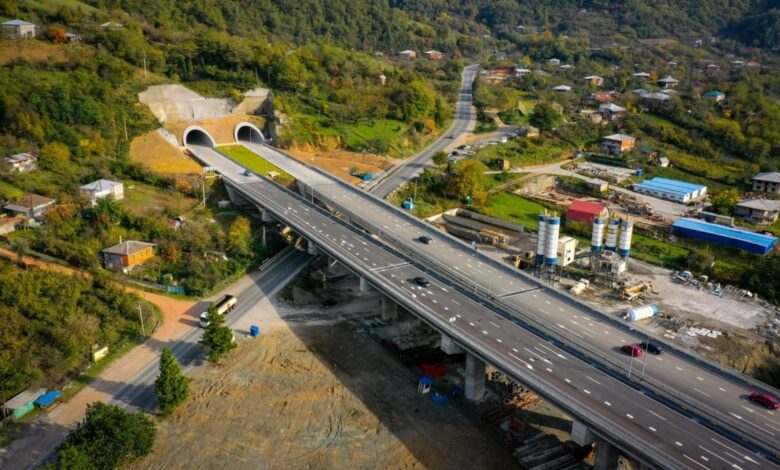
xmin=749 ymin=392 xmax=780 ymax=410
xmin=413 ymin=276 xmax=430 ymax=288
xmin=418 ymin=236 xmax=432 ymax=245
xmin=640 ymin=342 xmax=663 ymax=355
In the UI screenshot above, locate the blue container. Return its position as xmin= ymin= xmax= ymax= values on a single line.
xmin=362 ymin=173 xmax=374 ymax=181
xmin=249 ymin=325 xmax=261 ymax=337
xmin=431 ymin=392 xmax=449 ymax=404
xmin=635 ymin=168 xmax=644 ymax=176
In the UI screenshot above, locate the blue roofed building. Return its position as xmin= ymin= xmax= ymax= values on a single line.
xmin=633 ymin=177 xmax=707 ymax=203
xmin=672 ymin=218 xmax=777 ymax=255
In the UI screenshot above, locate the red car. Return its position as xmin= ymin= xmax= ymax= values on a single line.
xmin=621 ymin=344 xmax=643 ymax=358
xmin=749 ymin=392 xmax=780 ymax=410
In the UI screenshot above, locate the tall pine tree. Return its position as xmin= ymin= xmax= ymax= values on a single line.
xmin=198 ymin=305 xmax=236 ymax=362
xmin=155 ymin=347 xmax=190 ymax=416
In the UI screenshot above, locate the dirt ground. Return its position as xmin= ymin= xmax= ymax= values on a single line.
xmin=285 ymin=149 xmax=396 ymax=185
xmin=130 ymin=130 xmax=203 ymax=175
xmin=134 ymin=291 xmax=518 ymax=470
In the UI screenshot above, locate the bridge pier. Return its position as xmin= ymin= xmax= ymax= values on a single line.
xmin=225 ymin=184 xmax=250 ymax=206
xmin=594 ymin=438 xmax=620 ymax=470
xmin=380 ymin=298 xmax=398 ymax=321
xmin=261 ymin=209 xmax=276 ymax=223
xmin=307 ymin=241 xmax=319 ymax=256
xmin=359 ymin=276 xmax=371 ymax=293
xmin=440 ymin=334 xmax=464 ymax=354
xmin=570 ymin=420 xmax=596 ymax=446
xmin=464 ymin=354 xmax=486 ymax=401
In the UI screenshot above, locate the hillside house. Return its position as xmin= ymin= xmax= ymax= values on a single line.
xmin=4 ymin=152 xmax=37 ymax=173
xmin=547 ymin=58 xmax=561 ymax=66
xmin=582 ymin=92 xmax=612 ymax=107
xmin=101 ymin=240 xmax=156 ymax=273
xmin=753 ymin=172 xmax=780 ymax=194
xmin=99 ymin=22 xmax=124 ymax=30
xmin=1 ymin=19 xmax=37 ymax=38
xmin=583 ymin=75 xmax=604 ymax=86
xmin=65 ymin=32 xmax=81 ymax=43
xmin=657 ymin=75 xmax=679 ymax=88
xmin=553 ymin=84 xmax=572 ymax=92
xmin=633 ymin=72 xmax=650 ymax=80
xmin=599 ymin=103 xmax=627 ymax=121
xmin=601 ymin=134 xmax=635 ymax=154
xmin=398 ymin=50 xmax=416 ymax=59
xmin=735 ymin=199 xmax=780 ymax=224
xmin=423 ymin=50 xmax=444 ymax=60
xmin=705 ymin=64 xmax=721 ymax=75
xmin=703 ymin=90 xmax=725 ymax=102
xmin=79 ymin=179 xmax=124 ymax=206
xmin=4 ymin=194 xmax=55 ymax=220
xmin=515 ymin=68 xmax=531 ymax=77
xmin=579 ymin=109 xmax=603 ymax=124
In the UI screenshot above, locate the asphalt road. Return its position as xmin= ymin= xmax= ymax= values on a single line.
xmin=108 ymin=248 xmax=312 ymax=412
xmin=369 ymin=64 xmax=479 ymax=198
xmin=233 ymin=139 xmax=780 ymax=456
xmin=190 ymin=143 xmax=775 ymax=469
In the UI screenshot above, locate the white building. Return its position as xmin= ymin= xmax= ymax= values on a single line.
xmin=553 ymin=84 xmax=572 ymax=92
xmin=601 ymin=134 xmax=636 ymax=154
xmin=557 ymin=236 xmax=578 ymax=266
xmin=79 ymin=179 xmax=124 ymax=206
xmin=752 ymin=172 xmax=780 ymax=194
xmin=4 ymin=152 xmax=38 ymax=173
xmin=1 ymin=19 xmax=37 ymax=38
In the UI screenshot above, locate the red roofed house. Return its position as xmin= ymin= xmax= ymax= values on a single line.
xmin=582 ymin=92 xmax=612 ymax=107
xmin=567 ymin=200 xmax=609 ymax=224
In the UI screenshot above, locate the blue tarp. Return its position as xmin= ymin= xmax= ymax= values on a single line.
xmin=34 ymin=391 xmax=62 ymax=407
xmin=672 ymin=218 xmax=777 ymax=255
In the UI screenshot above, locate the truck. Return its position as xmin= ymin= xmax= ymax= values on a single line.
xmin=199 ymin=295 xmax=237 ymax=327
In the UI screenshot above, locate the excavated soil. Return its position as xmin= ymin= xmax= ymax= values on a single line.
xmin=285 ymin=149 xmax=396 ymax=185
xmin=134 ymin=320 xmax=517 ymax=469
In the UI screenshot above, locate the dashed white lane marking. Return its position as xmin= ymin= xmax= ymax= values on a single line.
xmin=468 ymin=322 xmax=475 ymax=326
xmin=604 ymin=401 xmax=611 ymax=407
xmin=489 ymin=321 xmax=500 ymax=328
xmin=586 ymin=376 xmax=601 ymax=385
xmin=496 ymin=338 xmax=502 ymax=343
xmin=648 ymin=410 xmax=667 ymax=421
xmin=584 ymin=389 xmax=590 ymax=394
xmin=696 ymin=376 xmax=704 ymax=381
xmin=693 ymin=388 xmax=711 ymax=397
xmin=676 ymin=441 xmax=683 ymax=447
xmin=626 ymin=414 xmax=634 ymax=419
xmin=649 ymin=426 xmax=657 ymax=432
xmin=718 ymin=387 xmax=726 ymax=392
xmin=676 ymin=366 xmax=684 ymax=371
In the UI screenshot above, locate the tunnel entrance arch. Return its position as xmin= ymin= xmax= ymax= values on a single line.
xmin=234 ymin=122 xmax=266 ymax=144
xmin=182 ymin=125 xmax=216 ymax=147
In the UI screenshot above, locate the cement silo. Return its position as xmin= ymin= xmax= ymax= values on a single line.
xmin=536 ymin=213 xmax=548 ymax=265
xmin=605 ymin=218 xmax=620 ymax=252
xmin=591 ymin=217 xmax=606 ymax=253
xmin=618 ymin=220 xmax=634 ymax=258
xmin=544 ymin=215 xmax=561 ymax=266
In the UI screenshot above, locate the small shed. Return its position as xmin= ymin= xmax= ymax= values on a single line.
xmin=3 ymin=387 xmax=46 ymax=419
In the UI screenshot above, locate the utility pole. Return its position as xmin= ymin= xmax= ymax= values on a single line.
xmin=123 ymin=117 xmax=128 ymax=141
xmin=143 ymin=52 xmax=148 ymax=78
xmin=137 ymin=301 xmax=146 ymax=336
xmin=640 ymin=332 xmax=650 ymax=378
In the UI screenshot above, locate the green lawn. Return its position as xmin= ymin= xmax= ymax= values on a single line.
xmin=476 ymin=138 xmax=571 ymax=168
xmin=476 ymin=192 xmax=549 ymax=231
xmin=218 ymin=145 xmax=294 ymax=183
xmin=123 ymin=182 xmax=197 ymax=217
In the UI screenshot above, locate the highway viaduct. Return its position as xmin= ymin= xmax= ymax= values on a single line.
xmin=182 ymin=131 xmax=775 ymax=469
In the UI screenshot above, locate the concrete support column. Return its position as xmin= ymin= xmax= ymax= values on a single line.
xmin=464 ymin=354 xmax=486 ymax=401
xmin=594 ymin=438 xmax=620 ymax=470
xmin=307 ymin=241 xmax=319 ymax=256
xmin=440 ymin=334 xmax=464 ymax=354
xmin=380 ymin=298 xmax=398 ymax=321
xmin=224 ymin=184 xmax=249 ymax=206
xmin=359 ymin=276 xmax=370 ymax=292
xmin=261 ymin=209 xmax=275 ymax=223
xmin=570 ymin=420 xmax=596 ymax=446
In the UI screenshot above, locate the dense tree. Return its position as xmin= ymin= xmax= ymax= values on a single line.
xmin=55 ymin=402 xmax=156 ymax=470
xmin=432 ymin=151 xmax=449 ymax=166
xmin=226 ymin=216 xmax=252 ymax=258
xmin=445 ymin=159 xmax=487 ymax=201
xmin=746 ymin=255 xmax=780 ymax=304
xmin=710 ymin=189 xmax=741 ymax=215
xmin=529 ymin=103 xmax=561 ymax=132
xmin=155 ymin=347 xmax=190 ymax=416
xmin=199 ymin=304 xmax=236 ymax=363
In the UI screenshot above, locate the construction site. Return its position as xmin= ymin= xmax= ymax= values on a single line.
xmin=135 ymin=257 xmax=604 ymax=470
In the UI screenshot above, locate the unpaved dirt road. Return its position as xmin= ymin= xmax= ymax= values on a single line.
xmin=134 ymin=305 xmax=517 ymax=469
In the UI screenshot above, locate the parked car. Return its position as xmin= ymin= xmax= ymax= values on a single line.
xmin=413 ymin=276 xmax=430 ymax=288
xmin=748 ymin=392 xmax=780 ymax=410
xmin=418 ymin=236 xmax=432 ymax=245
xmin=639 ymin=342 xmax=663 ymax=355
xmin=243 ymin=169 xmax=252 ymax=176
xmin=620 ymin=344 xmax=643 ymax=357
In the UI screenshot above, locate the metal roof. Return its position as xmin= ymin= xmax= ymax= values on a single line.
xmin=753 ymin=172 xmax=780 ymax=183
xmin=3 ymin=388 xmax=46 ymax=410
xmin=634 ymin=177 xmax=705 ymax=197
xmin=2 ymin=19 xmax=35 ymax=26
xmin=101 ymin=240 xmax=156 ymax=255
xmin=79 ymin=179 xmax=122 ymax=191
xmin=35 ymin=391 xmax=62 ymax=407
xmin=672 ymin=218 xmax=776 ymax=251
xmin=737 ymin=199 xmax=780 ymax=212
xmin=603 ymin=133 xmax=634 ymax=142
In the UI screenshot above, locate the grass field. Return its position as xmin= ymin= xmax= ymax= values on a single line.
xmin=476 ymin=138 xmax=571 ymax=168
xmin=130 ymin=130 xmax=203 ymax=175
xmin=123 ymin=182 xmax=197 ymax=216
xmin=477 ymin=192 xmax=549 ymax=231
xmin=219 ymin=145 xmax=294 ymax=183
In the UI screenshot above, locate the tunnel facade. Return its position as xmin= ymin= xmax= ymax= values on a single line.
xmin=234 ymin=122 xmax=266 ymax=144
xmin=182 ymin=125 xmax=217 ymax=147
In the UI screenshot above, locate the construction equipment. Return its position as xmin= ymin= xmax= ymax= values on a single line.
xmin=570 ymin=279 xmax=590 ymax=296
xmin=618 ymin=281 xmax=655 ymax=301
